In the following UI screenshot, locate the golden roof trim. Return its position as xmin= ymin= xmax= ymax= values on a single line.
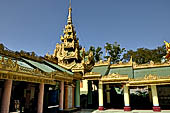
xmin=0 ymin=57 xmax=74 ymax=82
xmin=110 ymin=63 xmax=132 ymax=68
xmin=128 ymin=74 xmax=170 ymax=85
xmin=0 ymin=71 xmax=56 ymax=85
xmin=0 ymin=43 xmax=43 ymax=62
xmin=133 ymin=63 xmax=170 ymax=69
xmin=94 ymin=58 xmax=111 ymax=67
xmin=101 ymin=73 xmax=128 ymax=81
xmin=110 ymin=59 xmax=132 ymax=68
xmin=58 ymin=61 xmax=76 ymax=69
xmin=85 ymin=72 xmax=101 ymax=76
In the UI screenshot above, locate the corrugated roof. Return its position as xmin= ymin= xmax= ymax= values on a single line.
xmin=15 ymin=60 xmax=34 ymax=69
xmin=44 ymin=60 xmax=73 ymax=75
xmin=22 ymin=58 xmax=55 ymax=72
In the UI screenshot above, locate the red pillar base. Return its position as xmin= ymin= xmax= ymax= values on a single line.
xmin=124 ymin=106 xmax=131 ymax=111
xmin=153 ymin=106 xmax=161 ymax=112
xmin=98 ymin=106 xmax=104 ymax=110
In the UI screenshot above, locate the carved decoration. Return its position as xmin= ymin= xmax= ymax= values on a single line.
xmin=44 ymin=3 xmax=94 ymax=73
xmin=47 ymin=5 xmax=83 ymax=71
xmin=0 ymin=57 xmax=74 ymax=83
xmin=85 ymin=72 xmax=100 ymax=76
xmin=110 ymin=58 xmax=132 ymax=68
xmin=44 ymin=53 xmax=58 ymax=64
xmin=95 ymin=57 xmax=111 ymax=66
xmin=101 ymin=73 xmax=129 ymax=82
xmin=101 ymin=73 xmax=128 ymax=82
xmin=102 ymin=73 xmax=128 ymax=79
xmin=0 ymin=43 xmax=43 ymax=62
xmin=133 ymin=62 xmax=170 ymax=69
xmin=0 ymin=73 xmax=56 ymax=85
xmin=164 ymin=40 xmax=170 ymax=60
xmin=144 ymin=74 xmax=159 ymax=80
xmin=150 ymin=60 xmax=154 ymax=65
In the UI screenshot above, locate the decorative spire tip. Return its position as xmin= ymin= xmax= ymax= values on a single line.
xmin=67 ymin=0 xmax=72 ymax=24
xmin=69 ymin=0 xmax=71 ymax=9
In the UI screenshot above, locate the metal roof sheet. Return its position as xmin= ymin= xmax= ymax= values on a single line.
xmin=44 ymin=60 xmax=73 ymax=75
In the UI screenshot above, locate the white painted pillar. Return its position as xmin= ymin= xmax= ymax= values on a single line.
xmin=151 ymin=85 xmax=161 ymax=112
xmin=124 ymin=85 xmax=131 ymax=111
xmin=98 ymin=81 xmax=104 ymax=110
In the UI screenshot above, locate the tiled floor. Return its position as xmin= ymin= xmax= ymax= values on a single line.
xmin=72 ymin=109 xmax=170 ymax=113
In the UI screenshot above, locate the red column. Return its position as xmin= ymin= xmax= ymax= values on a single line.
xmin=37 ymin=83 xmax=44 ymax=113
xmin=1 ymin=80 xmax=13 ymax=113
xmin=64 ymin=85 xmax=68 ymax=109
xmin=59 ymin=81 xmax=64 ymax=110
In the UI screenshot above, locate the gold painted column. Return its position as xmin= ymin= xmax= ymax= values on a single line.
xmin=106 ymin=85 xmax=110 ymax=104
xmin=98 ymin=81 xmax=104 ymax=110
xmin=151 ymin=85 xmax=161 ymax=112
xmin=59 ymin=81 xmax=64 ymax=110
xmin=37 ymin=83 xmax=44 ymax=113
xmin=1 ymin=80 xmax=13 ymax=113
xmin=123 ymin=85 xmax=131 ymax=111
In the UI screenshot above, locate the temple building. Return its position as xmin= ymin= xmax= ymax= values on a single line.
xmin=82 ymin=41 xmax=170 ymax=112
xmin=0 ymin=43 xmax=79 ymax=113
xmin=0 ymin=1 xmax=93 ymax=113
xmin=1 ymin=0 xmax=170 ymax=112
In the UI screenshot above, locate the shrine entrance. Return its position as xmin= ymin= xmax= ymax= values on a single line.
xmin=130 ymin=86 xmax=152 ymax=110
xmin=8 ymin=81 xmax=59 ymax=113
xmin=103 ymin=84 xmax=124 ymax=109
xmin=9 ymin=81 xmax=39 ymax=113
xmin=157 ymin=85 xmax=170 ymax=109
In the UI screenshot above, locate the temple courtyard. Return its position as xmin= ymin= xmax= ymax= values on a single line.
xmin=73 ymin=109 xmax=170 ymax=113
xmin=0 ymin=1 xmax=170 ymax=113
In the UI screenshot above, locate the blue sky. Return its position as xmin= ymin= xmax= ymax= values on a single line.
xmin=0 ymin=0 xmax=170 ymax=56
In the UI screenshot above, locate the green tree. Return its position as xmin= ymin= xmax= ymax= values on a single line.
xmin=104 ymin=42 xmax=125 ymax=63
xmin=123 ymin=45 xmax=166 ymax=64
xmin=86 ymin=46 xmax=103 ymax=62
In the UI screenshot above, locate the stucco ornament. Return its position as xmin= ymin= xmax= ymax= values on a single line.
xmin=164 ymin=40 xmax=170 ymax=60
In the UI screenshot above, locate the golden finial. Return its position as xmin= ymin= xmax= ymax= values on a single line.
xmin=69 ymin=0 xmax=71 ymax=9
xmin=67 ymin=0 xmax=72 ymax=24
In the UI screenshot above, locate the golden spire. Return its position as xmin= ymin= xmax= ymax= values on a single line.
xmin=67 ymin=0 xmax=72 ymax=24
